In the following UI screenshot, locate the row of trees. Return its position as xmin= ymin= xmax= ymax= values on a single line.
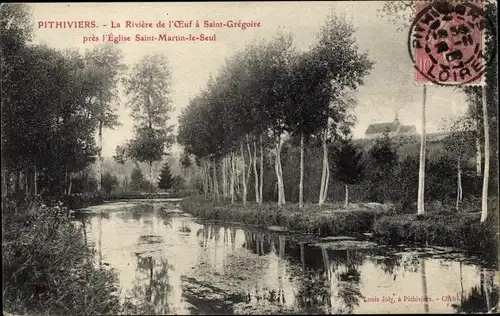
xmin=1 ymin=4 xmax=125 ymax=198
xmin=177 ymin=13 xmax=373 ymax=208
xmin=1 ymin=4 xmax=176 ymax=199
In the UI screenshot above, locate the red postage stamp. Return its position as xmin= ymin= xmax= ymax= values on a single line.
xmin=408 ymin=0 xmax=489 ymax=85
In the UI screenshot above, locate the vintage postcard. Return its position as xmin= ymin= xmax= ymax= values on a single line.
xmin=1 ymin=1 xmax=498 ymax=315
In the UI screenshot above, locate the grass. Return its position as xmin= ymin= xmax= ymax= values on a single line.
xmin=373 ymin=201 xmax=499 ymax=260
xmin=180 ymin=195 xmax=392 ymax=237
xmin=2 ymin=197 xmax=122 ymax=316
xmin=180 ymin=196 xmax=499 ymax=262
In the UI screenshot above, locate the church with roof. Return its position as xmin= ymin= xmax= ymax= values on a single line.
xmin=364 ymin=115 xmax=417 ymax=139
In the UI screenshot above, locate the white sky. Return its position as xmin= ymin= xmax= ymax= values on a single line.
xmin=30 ymin=2 xmax=467 ymax=157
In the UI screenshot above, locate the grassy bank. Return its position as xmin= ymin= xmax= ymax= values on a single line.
xmin=180 ymin=195 xmax=392 ymax=237
xmin=2 ymin=197 xmax=121 ymax=316
xmin=373 ymin=203 xmax=499 ymax=257
xmin=180 ymin=196 xmax=498 ymax=259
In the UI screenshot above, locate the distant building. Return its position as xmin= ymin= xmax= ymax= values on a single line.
xmin=364 ymin=116 xmax=417 ymax=139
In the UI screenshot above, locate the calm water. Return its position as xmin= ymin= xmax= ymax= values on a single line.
xmin=77 ymin=201 xmax=498 ymax=315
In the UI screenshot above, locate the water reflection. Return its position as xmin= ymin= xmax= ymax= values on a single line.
xmin=80 ymin=201 xmax=499 ymax=315
xmin=125 ymin=253 xmax=174 ymax=315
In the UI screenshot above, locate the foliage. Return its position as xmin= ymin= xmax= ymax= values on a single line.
xmin=177 ymin=12 xmax=373 ymax=198
xmin=180 ymin=195 xmax=387 ymax=237
xmin=84 ymin=43 xmax=126 ymax=130
xmin=157 ymin=162 xmax=174 ymax=190
xmin=171 ymin=175 xmax=186 ymax=193
xmin=101 ymin=171 xmax=119 ymax=194
xmin=113 ymin=145 xmax=128 ymax=165
xmin=373 ymin=199 xmax=498 ymax=262
xmin=332 ymin=134 xmax=365 ymax=186
xmin=0 ymin=4 xmax=128 ymax=198
xmin=2 ymin=197 xmax=121 ymax=315
xmin=366 ymin=132 xmax=398 ymax=202
xmin=130 ymin=167 xmax=149 ymax=192
xmin=126 ymin=127 xmax=171 ymax=166
xmin=180 ymin=151 xmax=192 ymax=169
xmin=120 ymin=53 xmax=175 ymax=180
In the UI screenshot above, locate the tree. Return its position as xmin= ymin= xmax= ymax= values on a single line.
xmin=299 ymin=12 xmax=373 ymax=206
xmin=367 ymin=132 xmax=399 ymax=202
xmin=130 ymin=167 xmax=146 ymax=192
xmin=157 ymin=162 xmax=174 ymax=190
xmin=113 ymin=144 xmax=128 ymax=191
xmin=443 ymin=117 xmax=475 ymax=210
xmin=101 ymin=171 xmax=119 ymax=194
xmin=332 ymin=133 xmax=365 ymax=207
xmin=122 ymin=53 xmax=175 ymax=192
xmin=84 ymin=44 xmax=126 ymax=192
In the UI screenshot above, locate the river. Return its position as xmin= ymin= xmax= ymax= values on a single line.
xmin=75 ymin=200 xmax=498 ymax=315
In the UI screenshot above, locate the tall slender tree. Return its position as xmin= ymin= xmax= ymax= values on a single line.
xmin=84 ymin=44 xmax=126 ymax=192
xmin=122 ymin=53 xmax=175 ymax=192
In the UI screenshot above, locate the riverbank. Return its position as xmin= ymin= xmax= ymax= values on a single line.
xmin=180 ymin=196 xmax=498 ymax=261
xmin=2 ymin=198 xmax=122 ymax=316
xmin=179 ymin=195 xmax=394 ymax=237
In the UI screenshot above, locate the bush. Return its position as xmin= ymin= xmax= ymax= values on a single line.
xmin=101 ymin=172 xmax=119 ymax=195
xmin=2 ymin=197 xmax=121 ymax=315
xmin=372 ymin=199 xmax=498 ymax=262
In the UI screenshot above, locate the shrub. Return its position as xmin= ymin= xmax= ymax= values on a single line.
xmin=372 ymin=200 xmax=498 ymax=262
xmin=101 ymin=172 xmax=119 ymax=195
xmin=2 ymin=198 xmax=121 ymax=315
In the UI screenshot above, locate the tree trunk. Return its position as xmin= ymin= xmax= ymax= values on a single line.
xmin=417 ymin=85 xmax=427 ymax=215
xmin=278 ymin=142 xmax=285 ymax=205
xmin=324 ymin=154 xmax=330 ymax=203
xmin=96 ymin=121 xmax=103 ymax=192
xmin=275 ymin=139 xmax=283 ymax=205
xmin=230 ymin=154 xmax=235 ymax=204
xmin=34 ymin=166 xmax=38 ymax=196
xmin=299 ymin=130 xmax=304 ymax=208
xmin=213 ymin=157 xmax=220 ymax=202
xmin=2 ymin=169 xmax=9 ymax=197
xmin=201 ymin=161 xmax=207 ymax=197
xmin=319 ymin=151 xmax=326 ymax=205
xmin=344 ymin=183 xmax=349 ymax=207
xmin=222 ymin=157 xmax=227 ymax=200
xmin=259 ymin=135 xmax=264 ymax=204
xmin=207 ymin=160 xmax=213 ymax=198
xmin=246 ymin=135 xmax=252 ymax=193
xmin=253 ymin=137 xmax=259 ymax=203
xmin=480 ymin=85 xmax=489 ymax=223
xmin=476 ymin=118 xmax=482 ymax=176
xmin=149 ymin=161 xmax=153 ymax=193
xmin=319 ymin=134 xmax=330 ymax=205
xmin=240 ymin=142 xmax=247 ymax=205
xmin=235 ymin=156 xmax=240 ymax=197
xmin=67 ymin=173 xmax=73 ymax=196
xmin=456 ymin=159 xmax=462 ymax=211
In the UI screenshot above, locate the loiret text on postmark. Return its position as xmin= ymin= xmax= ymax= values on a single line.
xmin=408 ymin=0 xmax=494 ymax=86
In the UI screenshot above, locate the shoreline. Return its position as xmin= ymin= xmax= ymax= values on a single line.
xmin=179 ymin=196 xmax=498 ymax=264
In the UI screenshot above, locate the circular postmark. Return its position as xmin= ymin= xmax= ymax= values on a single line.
xmin=408 ymin=0 xmax=496 ymax=85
